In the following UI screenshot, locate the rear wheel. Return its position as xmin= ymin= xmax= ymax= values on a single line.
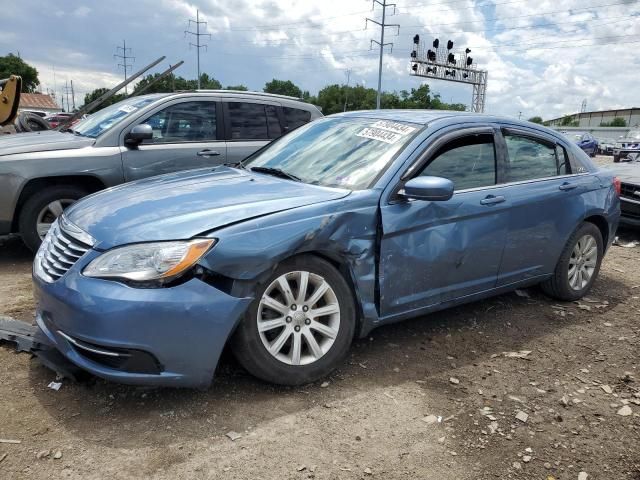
xmin=231 ymin=255 xmax=356 ymax=385
xmin=541 ymin=222 xmax=603 ymax=301
xmin=18 ymin=185 xmax=87 ymax=252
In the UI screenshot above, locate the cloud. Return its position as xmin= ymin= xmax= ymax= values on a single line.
xmin=0 ymin=0 xmax=638 ymax=119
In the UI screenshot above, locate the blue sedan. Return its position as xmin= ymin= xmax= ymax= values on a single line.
xmin=33 ymin=111 xmax=620 ymax=388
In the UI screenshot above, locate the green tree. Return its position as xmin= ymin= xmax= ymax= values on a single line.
xmin=528 ymin=116 xmax=543 ymax=124
xmin=0 ymin=53 xmax=39 ymax=92
xmin=264 ymin=79 xmax=303 ymax=98
xmin=224 ymin=84 xmax=248 ymax=91
xmin=600 ymin=117 xmax=627 ymax=127
xmin=82 ymin=88 xmax=125 ymax=113
xmin=560 ymin=115 xmax=577 ymax=127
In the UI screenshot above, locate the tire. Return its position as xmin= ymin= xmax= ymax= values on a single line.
xmin=18 ymin=185 xmax=88 ymax=252
xmin=16 ymin=111 xmax=51 ymax=132
xmin=541 ymin=222 xmax=603 ymax=302
xmin=613 ymin=155 xmax=620 ymax=163
xmin=231 ymin=255 xmax=356 ymax=385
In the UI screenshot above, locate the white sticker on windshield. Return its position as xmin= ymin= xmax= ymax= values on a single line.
xmin=371 ymin=120 xmax=416 ymax=135
xmin=356 ymin=127 xmax=403 ymax=144
xmin=119 ymin=105 xmax=137 ymax=113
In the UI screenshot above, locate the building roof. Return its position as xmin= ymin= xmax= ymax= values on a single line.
xmin=547 ymin=107 xmax=640 ymax=123
xmin=19 ymin=93 xmax=59 ymax=110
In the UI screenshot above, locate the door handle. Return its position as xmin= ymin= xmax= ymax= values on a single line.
xmin=197 ymin=149 xmax=220 ymax=157
xmin=480 ymin=195 xmax=506 ymax=205
xmin=559 ymin=182 xmax=577 ymax=191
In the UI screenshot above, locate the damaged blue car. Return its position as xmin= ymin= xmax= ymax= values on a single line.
xmin=32 ymin=111 xmax=620 ymax=388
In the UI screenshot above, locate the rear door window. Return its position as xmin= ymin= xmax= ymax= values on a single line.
xmin=503 ymin=134 xmax=559 ymax=182
xmin=283 ymin=107 xmax=312 ymax=130
xmin=227 ymin=102 xmax=270 ymax=140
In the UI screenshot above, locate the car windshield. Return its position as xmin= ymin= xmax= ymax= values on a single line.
xmin=243 ymin=117 xmax=421 ymax=190
xmin=625 ymin=130 xmax=640 ymax=140
xmin=72 ymin=95 xmax=162 ymax=138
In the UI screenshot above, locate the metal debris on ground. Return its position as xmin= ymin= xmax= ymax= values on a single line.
xmin=225 ymin=431 xmax=242 ymax=441
xmin=503 ymin=350 xmax=532 ymax=359
xmin=47 ymin=381 xmax=62 ymax=391
xmin=515 ymin=411 xmax=529 ymax=423
xmin=612 ymin=237 xmax=639 ymax=248
xmin=0 ymin=439 xmax=20 ymax=444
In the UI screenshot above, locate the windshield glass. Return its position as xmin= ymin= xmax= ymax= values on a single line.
xmin=625 ymin=130 xmax=640 ymax=140
xmin=73 ymin=95 xmax=162 ymax=138
xmin=571 ymin=134 xmax=584 ymax=141
xmin=243 ymin=117 xmax=421 ymax=189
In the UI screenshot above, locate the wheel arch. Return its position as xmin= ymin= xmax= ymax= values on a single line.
xmin=583 ymin=214 xmax=610 ymax=247
xmin=12 ymin=175 xmax=107 ymax=231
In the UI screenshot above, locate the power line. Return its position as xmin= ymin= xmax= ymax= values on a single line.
xmin=114 ymin=40 xmax=135 ymax=95
xmin=185 ymin=9 xmax=211 ymax=89
xmin=367 ymin=0 xmax=400 ymax=109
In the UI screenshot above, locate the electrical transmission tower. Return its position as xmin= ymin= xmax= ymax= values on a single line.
xmin=114 ymin=40 xmax=135 ymax=94
xmin=185 ymin=9 xmax=211 ymax=89
xmin=366 ymin=0 xmax=399 ymax=109
xmin=63 ymin=80 xmax=76 ymax=111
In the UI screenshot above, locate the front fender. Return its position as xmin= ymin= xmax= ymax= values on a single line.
xmin=199 ymin=191 xmax=381 ymax=336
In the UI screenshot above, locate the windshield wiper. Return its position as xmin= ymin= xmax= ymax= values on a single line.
xmin=250 ymin=166 xmax=302 ymax=182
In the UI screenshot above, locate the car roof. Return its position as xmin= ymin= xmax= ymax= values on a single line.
xmin=330 ymin=109 xmax=556 ymax=129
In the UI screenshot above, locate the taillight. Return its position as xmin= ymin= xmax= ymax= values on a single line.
xmin=613 ymin=176 xmax=621 ymax=196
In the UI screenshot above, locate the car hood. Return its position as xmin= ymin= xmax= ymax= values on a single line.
xmin=0 ymin=130 xmax=94 ymax=157
xmin=64 ymin=166 xmax=351 ymax=249
xmin=609 ymin=162 xmax=640 ymax=184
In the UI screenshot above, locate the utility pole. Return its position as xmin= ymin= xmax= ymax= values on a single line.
xmin=70 ymin=80 xmax=76 ymax=110
xmin=114 ymin=40 xmax=135 ymax=94
xmin=185 ymin=9 xmax=211 ymax=89
xmin=366 ymin=0 xmax=399 ymax=109
xmin=518 ymin=111 xmax=522 ymax=120
xmin=63 ymin=80 xmax=72 ymax=112
xmin=343 ymin=68 xmax=352 ymax=112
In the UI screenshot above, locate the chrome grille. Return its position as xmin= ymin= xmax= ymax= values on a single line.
xmin=620 ymin=182 xmax=639 ymax=200
xmin=35 ymin=217 xmax=94 ymax=283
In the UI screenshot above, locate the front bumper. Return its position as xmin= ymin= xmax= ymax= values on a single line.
xmin=33 ymin=258 xmax=251 ymax=388
xmin=620 ymin=197 xmax=640 ymax=227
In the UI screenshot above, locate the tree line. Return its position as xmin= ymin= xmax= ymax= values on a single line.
xmin=83 ymin=73 xmax=467 ymax=115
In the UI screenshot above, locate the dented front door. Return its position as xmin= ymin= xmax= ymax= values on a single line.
xmin=379 ymin=187 xmax=510 ymax=317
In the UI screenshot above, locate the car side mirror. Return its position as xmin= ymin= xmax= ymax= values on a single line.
xmin=401 ymin=176 xmax=454 ymax=201
xmin=125 ymin=124 xmax=153 ymax=147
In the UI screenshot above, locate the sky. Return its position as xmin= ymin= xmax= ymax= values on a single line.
xmin=1 ymin=0 xmax=639 ymax=120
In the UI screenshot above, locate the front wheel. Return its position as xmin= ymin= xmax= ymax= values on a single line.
xmin=231 ymin=255 xmax=356 ymax=385
xmin=541 ymin=222 xmax=603 ymax=301
xmin=18 ymin=185 xmax=88 ymax=252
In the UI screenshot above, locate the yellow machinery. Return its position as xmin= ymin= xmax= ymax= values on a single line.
xmin=0 ymin=75 xmax=21 ymax=126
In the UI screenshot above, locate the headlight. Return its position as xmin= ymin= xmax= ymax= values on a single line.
xmin=83 ymin=239 xmax=215 ymax=282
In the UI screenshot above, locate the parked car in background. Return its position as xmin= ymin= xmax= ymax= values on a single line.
xmin=597 ymin=137 xmax=615 ymax=155
xmin=613 ymin=128 xmax=640 ymax=163
xmin=0 ymin=90 xmax=322 ymax=251
xmin=609 ymin=155 xmax=640 ymax=226
xmin=21 ymin=110 xmax=48 ymax=118
xmin=32 ymin=111 xmax=620 ymax=388
xmin=568 ymin=131 xmax=598 ymax=157
xmin=43 ymin=112 xmax=73 ymax=129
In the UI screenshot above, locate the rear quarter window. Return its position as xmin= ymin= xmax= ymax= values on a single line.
xmin=283 ymin=107 xmax=312 ymax=130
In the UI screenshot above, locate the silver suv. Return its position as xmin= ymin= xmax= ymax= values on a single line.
xmin=0 ymin=90 xmax=322 ymax=251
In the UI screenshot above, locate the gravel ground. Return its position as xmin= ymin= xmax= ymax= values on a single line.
xmin=0 ymin=156 xmax=638 ymax=479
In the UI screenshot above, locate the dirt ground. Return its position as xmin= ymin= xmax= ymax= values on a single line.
xmin=1 ymin=158 xmax=639 ymax=480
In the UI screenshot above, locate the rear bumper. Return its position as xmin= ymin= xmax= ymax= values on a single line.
xmin=33 ymin=264 xmax=251 ymax=388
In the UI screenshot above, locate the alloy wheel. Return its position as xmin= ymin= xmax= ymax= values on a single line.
xmin=257 ymin=270 xmax=341 ymax=366
xmin=36 ymin=199 xmax=75 ymax=240
xmin=568 ymin=234 xmax=598 ymax=291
